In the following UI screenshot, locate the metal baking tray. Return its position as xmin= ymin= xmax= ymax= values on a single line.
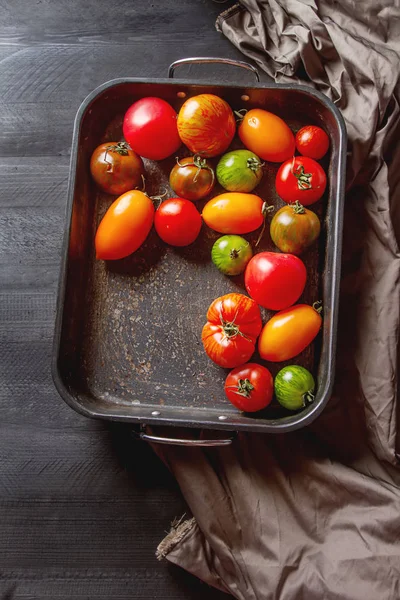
xmin=52 ymin=57 xmax=346 ymax=445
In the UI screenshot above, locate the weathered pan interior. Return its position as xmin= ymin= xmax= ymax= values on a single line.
xmin=53 ymin=77 xmax=346 ymax=433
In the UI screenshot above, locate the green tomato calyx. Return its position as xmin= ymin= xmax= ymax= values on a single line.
xmin=230 ymin=248 xmax=241 ymax=260
xmin=234 ymin=108 xmax=248 ymax=123
xmin=236 ymin=378 xmax=255 ymax=398
xmin=312 ymin=300 xmax=323 ymax=314
xmin=293 ymin=164 xmax=313 ymax=190
xmin=106 ymin=141 xmax=130 ymax=156
xmin=176 ymin=154 xmax=215 ymax=185
xmin=247 ymin=156 xmax=264 ymax=172
xmin=303 ymin=390 xmax=315 ymax=406
xmin=292 ymin=200 xmax=306 ymax=214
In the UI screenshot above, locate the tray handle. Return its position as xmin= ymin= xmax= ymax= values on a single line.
xmin=138 ymin=427 xmax=234 ymax=447
xmin=168 ymin=57 xmax=260 ymax=82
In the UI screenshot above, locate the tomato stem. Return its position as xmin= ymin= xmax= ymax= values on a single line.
xmin=303 ymin=390 xmax=315 ymax=405
xmin=136 ymin=173 xmax=146 ymax=192
xmin=150 ymin=187 xmax=168 ymax=207
xmin=236 ymin=378 xmax=254 ymax=398
xmin=234 ymin=108 xmax=248 ymax=123
xmin=219 ymin=310 xmax=250 ymax=342
xmin=105 ymin=141 xmax=130 ymax=156
xmin=291 ymin=200 xmax=306 ymax=214
xmin=255 ymin=202 xmax=274 ymax=247
xmin=247 ymin=157 xmax=264 ymax=172
xmin=292 ymin=164 xmax=313 ymax=190
xmin=222 ymin=321 xmax=240 ymax=339
xmin=175 ymin=155 xmax=215 ymax=186
xmin=312 ymin=300 xmax=323 ymax=314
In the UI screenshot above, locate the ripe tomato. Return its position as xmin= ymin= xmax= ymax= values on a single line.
xmin=238 ymin=109 xmax=295 ymax=162
xmin=202 ymin=293 xmax=262 ymax=368
xmin=258 ymin=303 xmax=322 ymax=362
xmin=216 ymin=149 xmax=263 ymax=193
xmin=95 ymin=190 xmax=154 ymax=260
xmin=274 ymin=365 xmax=315 ymax=410
xmin=202 ymin=193 xmax=265 ymax=234
xmin=90 ymin=141 xmax=144 ymax=196
xmin=295 ymin=125 xmax=330 ymax=160
xmin=169 ymin=156 xmax=215 ymax=201
xmin=225 ymin=363 xmax=273 ymax=412
xmin=244 ymin=252 xmax=306 ymax=311
xmin=177 ymin=94 xmax=236 ymax=158
xmin=211 ymin=235 xmax=253 ymax=276
xmin=123 ymin=97 xmax=181 ymax=160
xmin=154 ymin=198 xmax=202 ymax=247
xmin=270 ymin=201 xmax=321 ymax=255
xmin=275 ymin=156 xmax=327 ymax=205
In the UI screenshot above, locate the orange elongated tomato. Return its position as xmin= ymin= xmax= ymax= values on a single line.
xmin=258 ymin=303 xmax=322 ymax=362
xmin=177 ymin=94 xmax=236 ymax=158
xmin=202 ymin=293 xmax=262 ymax=368
xmin=95 ymin=190 xmax=154 ymax=260
xmin=238 ymin=109 xmax=295 ymax=163
xmin=202 ymin=193 xmax=265 ymax=234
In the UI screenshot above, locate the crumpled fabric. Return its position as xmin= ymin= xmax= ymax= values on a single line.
xmin=153 ymin=1 xmax=400 ymax=598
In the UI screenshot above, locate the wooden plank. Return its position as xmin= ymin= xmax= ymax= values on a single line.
xmin=0 ymin=0 xmax=242 ymax=597
xmin=0 ymin=0 xmax=236 ymax=44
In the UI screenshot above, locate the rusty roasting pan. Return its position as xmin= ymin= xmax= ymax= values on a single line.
xmin=52 ymin=58 xmax=347 ymax=446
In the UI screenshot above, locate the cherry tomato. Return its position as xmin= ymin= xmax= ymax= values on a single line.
xmin=270 ymin=201 xmax=321 ymax=255
xmin=169 ymin=156 xmax=215 ymax=201
xmin=202 ymin=193 xmax=265 ymax=234
xmin=123 ymin=97 xmax=181 ymax=160
xmin=244 ymin=252 xmax=306 ymax=311
xmin=216 ymin=149 xmax=263 ymax=193
xmin=238 ymin=109 xmax=295 ymax=162
xmin=225 ymin=363 xmax=273 ymax=412
xmin=275 ymin=156 xmax=327 ymax=205
xmin=258 ymin=303 xmax=322 ymax=362
xmin=202 ymin=293 xmax=262 ymax=368
xmin=177 ymin=94 xmax=236 ymax=158
xmin=274 ymin=365 xmax=315 ymax=410
xmin=295 ymin=125 xmax=330 ymax=160
xmin=90 ymin=141 xmax=144 ymax=196
xmin=95 ymin=190 xmax=154 ymax=260
xmin=154 ymin=198 xmax=202 ymax=247
xmin=211 ymin=235 xmax=253 ymax=276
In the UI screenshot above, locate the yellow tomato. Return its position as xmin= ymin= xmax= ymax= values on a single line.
xmin=238 ymin=109 xmax=295 ymax=162
xmin=258 ymin=304 xmax=322 ymax=362
xmin=202 ymin=193 xmax=265 ymax=234
xmin=95 ymin=190 xmax=154 ymax=260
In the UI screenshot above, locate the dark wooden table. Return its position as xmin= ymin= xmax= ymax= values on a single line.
xmin=0 ymin=1 xmax=273 ymax=597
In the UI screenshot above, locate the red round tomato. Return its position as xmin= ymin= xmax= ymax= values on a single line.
xmin=154 ymin=198 xmax=202 ymax=247
xmin=224 ymin=363 xmax=273 ymax=412
xmin=244 ymin=252 xmax=307 ymax=311
xmin=123 ymin=97 xmax=181 ymax=160
xmin=238 ymin=109 xmax=295 ymax=162
xmin=90 ymin=141 xmax=144 ymax=195
xmin=177 ymin=94 xmax=236 ymax=158
xmin=202 ymin=293 xmax=262 ymax=368
xmin=95 ymin=190 xmax=154 ymax=260
xmin=258 ymin=303 xmax=322 ymax=362
xmin=169 ymin=156 xmax=215 ymax=201
xmin=275 ymin=157 xmax=327 ymax=205
xmin=295 ymin=125 xmax=330 ymax=160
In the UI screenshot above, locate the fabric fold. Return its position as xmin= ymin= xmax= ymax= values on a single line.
xmin=154 ymin=1 xmax=400 ymax=597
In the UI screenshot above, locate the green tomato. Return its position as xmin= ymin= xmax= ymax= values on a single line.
xmin=274 ymin=365 xmax=315 ymax=411
xmin=211 ymin=235 xmax=253 ymax=276
xmin=216 ymin=150 xmax=264 ymax=193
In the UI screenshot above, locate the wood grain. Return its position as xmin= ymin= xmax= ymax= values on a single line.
xmin=0 ymin=0 xmax=240 ymax=597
